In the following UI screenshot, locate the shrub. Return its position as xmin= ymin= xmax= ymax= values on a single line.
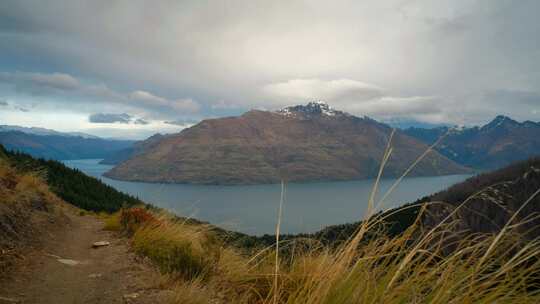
xmin=120 ymin=207 xmax=157 ymax=235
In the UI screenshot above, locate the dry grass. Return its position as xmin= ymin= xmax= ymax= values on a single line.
xmin=0 ymin=159 xmax=57 ymax=205
xmin=0 ymin=159 xmax=63 ymax=277
xmin=115 ymin=130 xmax=540 ymax=303
xmin=103 ymin=212 xmax=122 ymax=231
xmin=124 ymin=206 xmax=540 ymax=304
xmin=116 ymin=205 xmax=540 ymax=304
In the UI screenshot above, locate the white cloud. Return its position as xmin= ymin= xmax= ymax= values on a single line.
xmin=263 ymin=78 xmax=445 ymax=122
xmin=1 ymin=0 xmax=540 ymax=133
xmin=129 ymin=91 xmax=200 ymax=113
xmin=263 ymin=79 xmax=384 ymax=106
xmin=0 ymin=72 xmax=80 ymax=94
xmin=210 ymin=100 xmax=243 ymax=110
xmin=0 ymin=72 xmax=200 ymax=118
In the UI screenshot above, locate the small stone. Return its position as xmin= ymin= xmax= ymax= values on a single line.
xmin=88 ymin=273 xmax=102 ymax=278
xmin=0 ymin=296 xmax=21 ymax=303
xmin=92 ymin=241 xmax=110 ymax=248
xmin=123 ymin=292 xmax=139 ymax=302
xmin=57 ymin=259 xmax=80 ymax=266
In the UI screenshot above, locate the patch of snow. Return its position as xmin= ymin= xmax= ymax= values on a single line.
xmin=276 ymin=101 xmax=343 ymax=117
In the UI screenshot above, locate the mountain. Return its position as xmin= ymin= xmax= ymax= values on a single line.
xmin=403 ymin=115 xmax=540 ymax=169
xmin=0 ymin=127 xmax=134 ymax=160
xmin=423 ymin=156 xmax=540 ymax=239
xmin=0 ymin=125 xmax=99 ymax=139
xmin=105 ymin=102 xmax=469 ymax=185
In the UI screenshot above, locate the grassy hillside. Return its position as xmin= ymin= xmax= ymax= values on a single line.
xmin=3 ymin=142 xmax=540 ymax=303
xmin=0 ymin=154 xmax=66 ymax=276
xmin=0 ymin=145 xmax=144 ymax=212
xmin=106 ymin=191 xmax=540 ymax=303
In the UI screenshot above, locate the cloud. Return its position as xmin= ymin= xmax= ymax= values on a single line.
xmin=1 ymin=0 xmax=540 ymax=131
xmin=0 ymin=100 xmax=8 ymax=106
xmin=263 ymin=78 xmax=445 ymax=122
xmin=263 ymin=79 xmax=384 ymax=105
xmin=0 ymin=71 xmax=200 ymax=119
xmin=347 ymin=95 xmax=446 ymax=123
xmin=210 ymin=100 xmax=243 ymax=110
xmin=165 ymin=118 xmax=200 ymax=126
xmin=133 ymin=118 xmax=149 ymax=125
xmin=88 ymin=113 xmax=132 ymax=124
xmin=486 ymin=89 xmax=540 ymax=106
xmin=15 ymin=106 xmax=30 ymax=112
xmin=0 ymin=72 xmax=79 ymax=94
xmin=129 ymin=90 xmax=200 ymax=113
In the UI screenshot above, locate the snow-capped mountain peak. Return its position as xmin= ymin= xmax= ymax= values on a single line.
xmin=277 ymin=101 xmax=345 ymax=117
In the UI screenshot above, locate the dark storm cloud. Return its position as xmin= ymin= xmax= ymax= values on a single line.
xmin=88 ymin=113 xmax=132 ymax=124
xmin=1 ymin=0 xmax=540 ymax=128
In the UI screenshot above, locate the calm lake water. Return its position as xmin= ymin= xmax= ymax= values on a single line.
xmin=63 ymin=159 xmax=472 ymax=236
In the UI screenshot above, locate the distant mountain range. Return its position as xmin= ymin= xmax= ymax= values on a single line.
xmin=0 ymin=125 xmax=99 ymax=139
xmin=105 ymin=102 xmax=469 ymax=185
xmin=0 ymin=125 xmax=134 ymax=160
xmin=403 ymin=115 xmax=540 ymax=169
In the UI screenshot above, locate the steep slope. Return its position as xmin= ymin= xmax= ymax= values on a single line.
xmin=2 ymin=145 xmax=143 ymax=212
xmin=0 ymin=129 xmax=134 ymax=160
xmin=404 ymin=116 xmax=540 ymax=169
xmin=106 ymin=102 xmax=469 ymax=185
xmin=258 ymin=156 xmax=540 ymax=248
xmin=418 ymin=156 xmax=540 ymax=246
xmin=0 ymin=155 xmax=172 ymax=303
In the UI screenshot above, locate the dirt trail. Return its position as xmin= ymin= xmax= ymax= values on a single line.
xmin=0 ymin=208 xmax=172 ymax=304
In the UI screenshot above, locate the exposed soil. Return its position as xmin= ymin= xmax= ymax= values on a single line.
xmin=0 ymin=205 xmax=173 ymax=304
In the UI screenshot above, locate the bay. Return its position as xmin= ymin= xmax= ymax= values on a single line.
xmin=63 ymin=159 xmax=472 ymax=235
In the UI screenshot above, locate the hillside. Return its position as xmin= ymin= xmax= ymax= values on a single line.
xmin=0 ymin=153 xmax=172 ymax=303
xmin=2 ymin=142 xmax=540 ymax=303
xmin=284 ymin=156 xmax=540 ymax=247
xmin=106 ymin=102 xmax=469 ymax=184
xmin=404 ymin=116 xmax=540 ymax=169
xmin=1 ymin=145 xmax=143 ymax=212
xmin=0 ymin=128 xmax=134 ymax=160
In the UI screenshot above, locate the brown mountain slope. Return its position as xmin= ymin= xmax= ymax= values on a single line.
xmin=105 ymin=102 xmax=470 ymax=185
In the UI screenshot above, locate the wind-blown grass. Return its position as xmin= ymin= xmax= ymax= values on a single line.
xmin=114 ymin=130 xmax=540 ymax=303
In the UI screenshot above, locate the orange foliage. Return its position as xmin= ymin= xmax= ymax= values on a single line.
xmin=120 ymin=207 xmax=158 ymax=235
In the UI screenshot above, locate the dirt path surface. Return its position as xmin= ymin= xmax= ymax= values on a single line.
xmin=0 ymin=208 xmax=172 ymax=304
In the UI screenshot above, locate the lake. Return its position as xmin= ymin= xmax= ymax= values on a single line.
xmin=63 ymin=159 xmax=472 ymax=236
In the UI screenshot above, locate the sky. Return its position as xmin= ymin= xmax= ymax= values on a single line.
xmin=0 ymin=0 xmax=539 ymax=139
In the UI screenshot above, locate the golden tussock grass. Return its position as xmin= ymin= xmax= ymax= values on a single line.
xmin=120 ymin=129 xmax=540 ymax=303
xmin=103 ymin=211 xmax=122 ymax=231
xmin=0 ymin=159 xmax=58 ymax=206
